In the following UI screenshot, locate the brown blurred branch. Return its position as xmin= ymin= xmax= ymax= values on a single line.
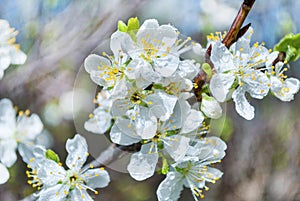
xmin=83 ymin=142 xmax=141 ymax=169
xmin=193 ymin=0 xmax=256 ymax=101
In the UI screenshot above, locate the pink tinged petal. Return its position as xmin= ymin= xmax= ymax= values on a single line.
xmin=0 ymin=163 xmax=9 ymax=184
xmin=181 ymin=110 xmax=204 ymax=134
xmin=156 ymin=171 xmax=184 ymax=201
xmin=211 ymin=42 xmax=235 ymax=73
xmin=16 ymin=114 xmax=43 ymax=142
xmin=66 ymin=134 xmax=88 ymax=171
xmin=0 ymin=98 xmax=16 ymax=138
xmin=37 ymin=160 xmax=66 ymax=186
xmin=127 ymin=144 xmax=159 ymax=181
xmin=37 ymin=184 xmax=69 ymax=201
xmin=82 ymin=168 xmax=110 ymax=189
xmin=232 ymin=87 xmax=254 ymax=120
xmin=0 ymin=139 xmax=17 ymax=167
xmin=84 ymin=54 xmax=110 ymax=74
xmin=84 ymin=108 xmax=111 ymax=134
xmin=165 ymin=136 xmax=190 ymax=161
xmin=70 ymin=188 xmax=93 ymax=201
xmin=110 ymin=123 xmax=141 ymax=146
xmin=135 ymin=107 xmax=157 ymax=139
xmin=210 ymin=73 xmax=235 ymax=102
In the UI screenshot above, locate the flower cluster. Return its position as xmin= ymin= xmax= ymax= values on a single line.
xmin=0 ymin=20 xmax=26 ymax=79
xmin=21 ymin=134 xmax=110 ymax=201
xmin=84 ymin=18 xmax=226 ymax=200
xmin=0 ymin=98 xmax=45 ymax=184
xmin=209 ymin=27 xmax=300 ymax=120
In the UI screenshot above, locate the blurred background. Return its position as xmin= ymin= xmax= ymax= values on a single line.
xmin=0 ymin=0 xmax=300 ymax=200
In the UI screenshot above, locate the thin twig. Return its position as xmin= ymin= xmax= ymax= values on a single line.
xmin=193 ymin=0 xmax=256 ymax=101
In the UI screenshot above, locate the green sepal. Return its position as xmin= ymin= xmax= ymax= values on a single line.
xmin=118 ymin=20 xmax=128 ymax=32
xmin=161 ymin=158 xmax=169 ymax=175
xmin=202 ymin=63 xmax=212 ymax=79
xmin=45 ymin=149 xmax=60 ymax=163
xmin=274 ymin=33 xmax=300 ymax=62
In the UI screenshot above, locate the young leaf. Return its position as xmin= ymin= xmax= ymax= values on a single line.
xmin=274 ymin=33 xmax=300 ymax=62
xmin=127 ymin=17 xmax=140 ymax=33
xmin=202 ymin=63 xmax=212 ymax=79
xmin=118 ymin=20 xmax=128 ymax=32
xmin=45 ymin=149 xmax=60 ymax=163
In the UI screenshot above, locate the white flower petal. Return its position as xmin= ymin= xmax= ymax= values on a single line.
xmin=127 ymin=149 xmax=158 ymax=181
xmin=37 ymin=184 xmax=69 ymax=201
xmin=135 ymin=107 xmax=157 ymax=139
xmin=111 ymin=99 xmax=130 ymax=117
xmin=65 ymin=134 xmax=88 ymax=171
xmin=84 ymin=54 xmax=110 ymax=74
xmin=181 ymin=110 xmax=204 ymax=134
xmin=0 ymin=54 xmax=10 ymax=71
xmin=37 ymin=160 xmax=66 ymax=186
xmin=0 ymin=163 xmax=9 ymax=184
xmin=156 ymin=171 xmax=184 ymax=201
xmin=9 ymin=47 xmax=27 ymax=65
xmin=165 ymin=136 xmax=190 ymax=161
xmin=0 ymin=98 xmax=16 ymax=139
xmin=70 ymin=188 xmax=93 ymax=201
xmin=147 ymin=91 xmax=177 ymax=121
xmin=243 ymin=70 xmax=270 ymax=99
xmin=232 ymin=87 xmax=255 ymax=120
xmin=110 ymin=123 xmax=141 ymax=145
xmin=201 ymin=96 xmax=222 ymax=119
xmin=0 ymin=139 xmax=17 ymax=167
xmin=210 ymin=73 xmax=235 ymax=102
xmin=273 ymin=77 xmax=300 ymax=101
xmin=153 ymin=55 xmax=179 ymax=77
xmin=110 ymin=31 xmax=132 ymax=58
xmin=82 ymin=168 xmax=110 ymax=189
xmin=211 ymin=42 xmax=235 ymax=73
xmin=84 ymin=108 xmax=112 ymax=134
xmin=16 ymin=114 xmax=43 ymax=142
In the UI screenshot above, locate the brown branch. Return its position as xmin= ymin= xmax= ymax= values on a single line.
xmin=83 ymin=142 xmax=141 ymax=169
xmin=193 ymin=0 xmax=256 ymax=101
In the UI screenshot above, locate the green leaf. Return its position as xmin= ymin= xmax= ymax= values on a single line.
xmin=118 ymin=20 xmax=127 ymax=32
xmin=161 ymin=158 xmax=169 ymax=175
xmin=127 ymin=17 xmax=140 ymax=33
xmin=274 ymin=33 xmax=300 ymax=62
xmin=45 ymin=149 xmax=60 ymax=163
xmin=202 ymin=63 xmax=212 ymax=79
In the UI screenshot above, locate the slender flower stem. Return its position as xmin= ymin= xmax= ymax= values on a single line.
xmin=193 ymin=0 xmax=256 ymax=101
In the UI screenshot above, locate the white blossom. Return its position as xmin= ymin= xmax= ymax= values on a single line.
xmin=24 ymin=134 xmax=110 ymax=201
xmin=266 ymin=52 xmax=300 ymax=101
xmin=209 ymin=27 xmax=270 ymax=120
xmin=0 ymin=20 xmax=26 ymax=79
xmin=0 ymin=98 xmax=44 ymax=184
xmin=157 ymin=137 xmax=227 ymax=201
xmin=201 ymin=94 xmax=222 ymax=119
xmin=84 ymin=90 xmax=113 ymax=134
xmin=126 ymin=94 xmax=204 ymax=181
